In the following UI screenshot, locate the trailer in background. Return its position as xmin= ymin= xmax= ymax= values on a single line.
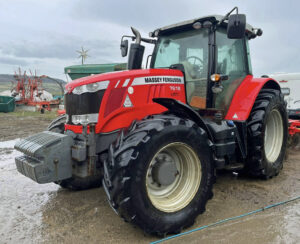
xmin=267 ymin=73 xmax=300 ymax=146
xmin=268 ymin=73 xmax=300 ymax=119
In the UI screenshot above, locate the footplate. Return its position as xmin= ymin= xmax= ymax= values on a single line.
xmin=14 ymin=131 xmax=74 ymax=183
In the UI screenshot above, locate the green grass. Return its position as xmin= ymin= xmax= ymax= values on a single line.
xmin=0 ymin=110 xmax=58 ymax=120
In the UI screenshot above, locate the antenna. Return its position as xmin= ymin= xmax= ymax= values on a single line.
xmin=76 ymin=46 xmax=90 ymax=64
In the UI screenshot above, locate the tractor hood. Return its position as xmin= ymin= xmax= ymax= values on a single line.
xmin=65 ymin=69 xmax=184 ymax=94
xmin=64 ymin=68 xmax=186 ymax=134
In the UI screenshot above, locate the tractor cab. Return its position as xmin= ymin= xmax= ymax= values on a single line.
xmin=122 ymin=10 xmax=262 ymax=115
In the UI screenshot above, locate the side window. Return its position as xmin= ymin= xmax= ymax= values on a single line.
xmin=215 ymin=28 xmax=249 ymax=112
xmin=245 ymin=38 xmax=253 ymax=75
xmin=216 ymin=32 xmax=247 ymax=76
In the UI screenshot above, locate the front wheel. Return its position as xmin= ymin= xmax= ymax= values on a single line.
xmin=103 ymin=115 xmax=214 ymax=235
xmin=246 ymin=89 xmax=288 ymax=179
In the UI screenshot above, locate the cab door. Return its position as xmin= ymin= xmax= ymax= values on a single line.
xmin=214 ymin=28 xmax=251 ymax=112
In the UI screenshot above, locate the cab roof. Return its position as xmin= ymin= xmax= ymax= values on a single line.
xmin=151 ymin=15 xmax=259 ymax=39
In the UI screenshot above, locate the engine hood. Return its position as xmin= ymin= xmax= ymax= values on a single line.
xmin=65 ymin=69 xmax=184 ymax=93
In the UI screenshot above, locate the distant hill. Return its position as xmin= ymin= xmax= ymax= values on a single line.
xmin=0 ymin=74 xmax=67 ymax=96
xmin=0 ymin=74 xmax=66 ymax=84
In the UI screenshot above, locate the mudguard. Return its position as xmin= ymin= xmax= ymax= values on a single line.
xmin=153 ymin=98 xmax=213 ymax=140
xmin=225 ymin=76 xmax=280 ymax=121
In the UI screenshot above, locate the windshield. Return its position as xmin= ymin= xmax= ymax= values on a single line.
xmin=153 ymin=28 xmax=209 ymax=108
xmin=153 ymin=29 xmax=209 ymax=68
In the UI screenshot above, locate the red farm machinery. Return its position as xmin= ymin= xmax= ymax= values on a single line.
xmin=13 ymin=68 xmax=60 ymax=112
xmin=15 ymin=8 xmax=289 ymax=235
xmin=288 ymin=120 xmax=300 ymax=148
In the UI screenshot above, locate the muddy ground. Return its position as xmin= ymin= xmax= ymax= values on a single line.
xmin=0 ymin=113 xmax=299 ymax=244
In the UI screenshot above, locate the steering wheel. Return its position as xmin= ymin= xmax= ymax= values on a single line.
xmin=186 ymin=56 xmax=203 ymax=65
xmin=185 ymin=56 xmax=204 ymax=79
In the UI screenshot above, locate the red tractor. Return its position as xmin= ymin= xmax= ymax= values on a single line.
xmin=15 ymin=8 xmax=288 ymax=235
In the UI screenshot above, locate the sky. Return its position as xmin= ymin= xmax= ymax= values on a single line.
xmin=0 ymin=0 xmax=299 ymax=80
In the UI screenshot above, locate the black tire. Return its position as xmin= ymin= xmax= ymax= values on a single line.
xmin=48 ymin=115 xmax=102 ymax=191
xmin=47 ymin=114 xmax=67 ymax=132
xmin=55 ymin=175 xmax=102 ymax=191
xmin=245 ymin=88 xmax=288 ymax=179
xmin=103 ymin=114 xmax=214 ymax=235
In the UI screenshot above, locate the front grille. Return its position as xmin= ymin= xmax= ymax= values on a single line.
xmin=65 ymin=90 xmax=105 ymax=124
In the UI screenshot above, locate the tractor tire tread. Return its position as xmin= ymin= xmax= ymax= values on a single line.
xmin=245 ymin=88 xmax=288 ymax=178
xmin=103 ymin=114 xmax=215 ymax=235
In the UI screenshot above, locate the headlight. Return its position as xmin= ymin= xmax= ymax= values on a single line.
xmin=73 ymin=86 xmax=83 ymax=94
xmin=72 ymin=80 xmax=109 ymax=95
xmin=72 ymin=113 xmax=99 ymax=125
xmin=86 ymin=83 xmax=99 ymax=92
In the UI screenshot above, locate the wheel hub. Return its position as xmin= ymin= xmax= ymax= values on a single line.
xmin=146 ymin=142 xmax=202 ymax=213
xmin=151 ymin=153 xmax=178 ymax=186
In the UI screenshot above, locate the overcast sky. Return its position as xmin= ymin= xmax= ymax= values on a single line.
xmin=0 ymin=0 xmax=299 ymax=80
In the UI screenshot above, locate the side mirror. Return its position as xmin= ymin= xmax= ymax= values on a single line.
xmin=227 ymin=14 xmax=246 ymax=39
xmin=120 ymin=39 xmax=128 ymax=57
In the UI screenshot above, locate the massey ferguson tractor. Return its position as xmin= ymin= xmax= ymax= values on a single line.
xmin=15 ymin=8 xmax=288 ymax=235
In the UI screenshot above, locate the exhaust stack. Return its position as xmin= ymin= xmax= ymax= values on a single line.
xmin=127 ymin=27 xmax=145 ymax=70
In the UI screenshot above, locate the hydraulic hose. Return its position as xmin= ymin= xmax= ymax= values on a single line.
xmin=150 ymin=196 xmax=300 ymax=244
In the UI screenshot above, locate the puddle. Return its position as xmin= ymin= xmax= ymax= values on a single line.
xmin=0 ymin=138 xmax=20 ymax=149
xmin=169 ymin=200 xmax=300 ymax=244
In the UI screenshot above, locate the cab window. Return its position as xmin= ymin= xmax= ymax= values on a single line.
xmin=215 ymin=28 xmax=249 ymax=111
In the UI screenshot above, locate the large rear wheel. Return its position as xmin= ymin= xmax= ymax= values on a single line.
xmin=103 ymin=115 xmax=214 ymax=235
xmin=246 ymin=89 xmax=288 ymax=178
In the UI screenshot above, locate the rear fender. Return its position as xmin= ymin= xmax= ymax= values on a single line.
xmin=225 ymin=77 xmax=280 ymax=121
xmin=153 ymin=98 xmax=213 ymax=140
